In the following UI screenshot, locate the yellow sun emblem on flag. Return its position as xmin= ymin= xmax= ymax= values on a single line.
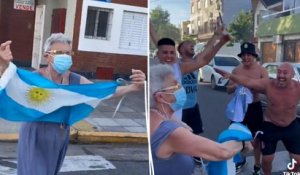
xmin=27 ymin=87 xmax=51 ymax=105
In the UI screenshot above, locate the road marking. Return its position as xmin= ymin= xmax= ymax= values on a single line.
xmin=0 ymin=165 xmax=16 ymax=175
xmin=60 ymin=155 xmax=115 ymax=172
xmin=0 ymin=155 xmax=115 ymax=174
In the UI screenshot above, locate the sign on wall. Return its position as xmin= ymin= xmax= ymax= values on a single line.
xmin=14 ymin=0 xmax=35 ymax=11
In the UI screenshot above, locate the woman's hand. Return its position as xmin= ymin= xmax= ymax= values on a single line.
xmin=129 ymin=69 xmax=146 ymax=91
xmin=0 ymin=41 xmax=13 ymax=63
xmin=0 ymin=41 xmax=13 ymax=75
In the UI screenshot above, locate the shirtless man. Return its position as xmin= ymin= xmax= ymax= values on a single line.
xmin=215 ymin=62 xmax=300 ymax=175
xmin=227 ymin=42 xmax=268 ymax=174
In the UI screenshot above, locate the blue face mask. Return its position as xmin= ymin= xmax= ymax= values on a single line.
xmin=52 ymin=54 xmax=73 ymax=74
xmin=162 ymin=87 xmax=187 ymax=111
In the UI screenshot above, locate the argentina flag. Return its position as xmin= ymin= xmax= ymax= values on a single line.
xmin=206 ymin=123 xmax=253 ymax=175
xmin=0 ymin=63 xmax=118 ymax=125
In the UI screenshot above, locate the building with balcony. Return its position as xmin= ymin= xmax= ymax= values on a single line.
xmin=189 ymin=0 xmax=251 ymax=42
xmin=180 ymin=20 xmax=190 ymax=40
xmin=256 ymin=0 xmax=300 ymax=63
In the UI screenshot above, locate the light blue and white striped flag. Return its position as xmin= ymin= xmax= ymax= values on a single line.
xmin=206 ymin=123 xmax=253 ymax=175
xmin=0 ymin=63 xmax=118 ymax=125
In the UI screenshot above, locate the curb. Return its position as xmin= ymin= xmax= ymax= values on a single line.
xmin=0 ymin=133 xmax=18 ymax=142
xmin=0 ymin=131 xmax=147 ymax=144
xmin=0 ymin=121 xmax=148 ymax=144
xmin=72 ymin=131 xmax=148 ymax=144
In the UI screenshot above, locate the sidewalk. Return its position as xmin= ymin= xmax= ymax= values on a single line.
xmin=0 ymin=90 xmax=147 ymax=144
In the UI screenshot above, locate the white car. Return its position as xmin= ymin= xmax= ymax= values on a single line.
xmin=262 ymin=62 xmax=300 ymax=81
xmin=198 ymin=55 xmax=241 ymax=89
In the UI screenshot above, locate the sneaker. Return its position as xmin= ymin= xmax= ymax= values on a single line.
xmin=253 ymin=165 xmax=261 ymax=175
xmin=235 ymin=159 xmax=247 ymax=174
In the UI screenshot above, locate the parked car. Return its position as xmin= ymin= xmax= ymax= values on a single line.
xmin=260 ymin=62 xmax=300 ymax=117
xmin=198 ymin=55 xmax=241 ymax=89
xmin=262 ymin=62 xmax=300 ymax=81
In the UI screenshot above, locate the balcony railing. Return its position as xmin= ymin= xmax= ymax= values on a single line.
xmin=262 ymin=6 xmax=300 ymax=22
xmin=189 ymin=20 xmax=217 ymax=36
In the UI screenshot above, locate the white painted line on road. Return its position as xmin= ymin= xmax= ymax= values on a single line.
xmin=0 ymin=165 xmax=16 ymax=175
xmin=60 ymin=155 xmax=116 ymax=172
xmin=0 ymin=155 xmax=115 ymax=174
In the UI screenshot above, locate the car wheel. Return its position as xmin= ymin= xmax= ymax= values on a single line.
xmin=211 ymin=76 xmax=217 ymax=90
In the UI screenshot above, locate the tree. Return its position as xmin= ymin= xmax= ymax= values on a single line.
xmin=228 ymin=10 xmax=253 ymax=43
xmin=150 ymin=6 xmax=170 ymax=27
xmin=150 ymin=6 xmax=180 ymax=51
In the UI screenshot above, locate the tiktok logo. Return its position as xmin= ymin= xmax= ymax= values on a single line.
xmin=287 ymin=159 xmax=297 ymax=170
xmin=283 ymin=159 xmax=300 ymax=175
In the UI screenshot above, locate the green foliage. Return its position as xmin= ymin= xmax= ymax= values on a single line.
xmin=150 ymin=6 xmax=170 ymax=26
xmin=150 ymin=6 xmax=181 ymax=51
xmin=228 ymin=10 xmax=253 ymax=43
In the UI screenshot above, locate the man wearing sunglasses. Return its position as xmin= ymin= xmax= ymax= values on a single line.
xmin=0 ymin=33 xmax=145 ymax=175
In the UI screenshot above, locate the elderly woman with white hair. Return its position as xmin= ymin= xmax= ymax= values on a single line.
xmin=150 ymin=64 xmax=251 ymax=175
xmin=0 ymin=33 xmax=145 ymax=175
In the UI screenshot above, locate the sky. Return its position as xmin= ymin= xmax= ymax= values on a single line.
xmin=150 ymin=0 xmax=190 ymax=27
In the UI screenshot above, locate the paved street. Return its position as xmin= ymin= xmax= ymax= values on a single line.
xmin=86 ymin=90 xmax=146 ymax=133
xmin=197 ymin=83 xmax=291 ymax=174
xmin=0 ymin=142 xmax=148 ymax=175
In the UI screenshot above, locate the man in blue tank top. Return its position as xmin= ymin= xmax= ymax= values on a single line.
xmin=178 ymin=40 xmax=203 ymax=134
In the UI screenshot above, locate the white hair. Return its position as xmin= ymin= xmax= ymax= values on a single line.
xmin=150 ymin=64 xmax=174 ymax=107
xmin=43 ymin=33 xmax=71 ymax=52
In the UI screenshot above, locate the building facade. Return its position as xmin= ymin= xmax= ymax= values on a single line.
xmin=256 ymin=0 xmax=300 ymax=63
xmin=189 ymin=0 xmax=251 ymax=42
xmin=0 ymin=0 xmax=148 ymax=79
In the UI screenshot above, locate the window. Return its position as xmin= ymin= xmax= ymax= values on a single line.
xmin=283 ymin=40 xmax=300 ymax=62
xmin=192 ymin=3 xmax=195 ymax=13
xmin=214 ymin=56 xmax=240 ymax=66
xmin=297 ymin=67 xmax=300 ymax=75
xmin=119 ymin=11 xmax=147 ymax=51
xmin=85 ymin=7 xmax=113 ymax=40
xmin=284 ymin=0 xmax=300 ymax=14
xmin=197 ymin=1 xmax=201 ymax=9
xmin=261 ymin=42 xmax=276 ymax=63
xmin=284 ymin=40 xmax=295 ymax=62
xmin=256 ymin=14 xmax=260 ymax=25
xmin=284 ymin=0 xmax=294 ymax=10
xmin=266 ymin=65 xmax=278 ymax=75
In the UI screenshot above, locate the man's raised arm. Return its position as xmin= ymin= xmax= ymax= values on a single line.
xmin=180 ymin=25 xmax=231 ymax=75
xmin=215 ymin=68 xmax=268 ymax=92
xmin=150 ymin=22 xmax=159 ymax=48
